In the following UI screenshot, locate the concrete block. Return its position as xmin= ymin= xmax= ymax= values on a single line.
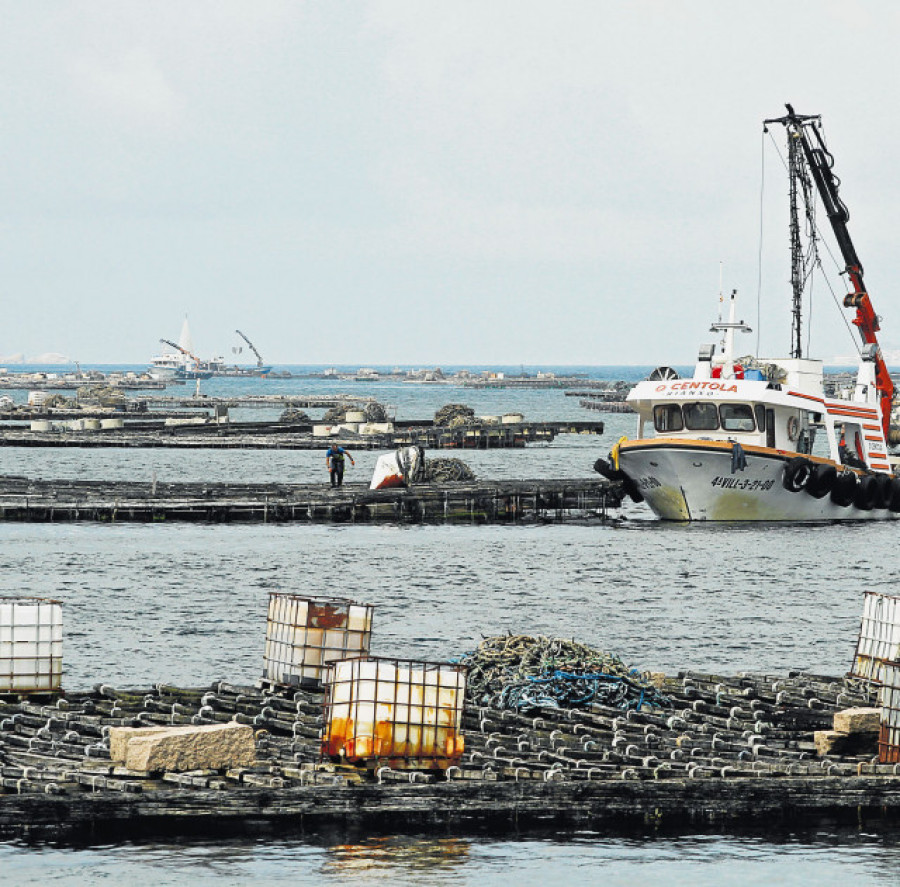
xmin=814 ymin=730 xmax=848 ymax=756
xmin=833 ymin=707 xmax=881 ymax=735
xmin=118 ymin=723 xmax=256 ymax=773
xmin=109 ymin=726 xmax=181 ymax=763
xmin=814 ymin=728 xmax=878 ymax=757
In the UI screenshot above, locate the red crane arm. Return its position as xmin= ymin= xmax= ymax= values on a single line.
xmin=765 ymin=105 xmax=894 ymax=438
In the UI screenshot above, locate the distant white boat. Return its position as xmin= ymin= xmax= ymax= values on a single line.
xmin=149 ymin=318 xmax=214 ymax=380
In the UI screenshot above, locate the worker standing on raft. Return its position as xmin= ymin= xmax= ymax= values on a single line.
xmin=326 ymin=445 xmax=355 ymax=487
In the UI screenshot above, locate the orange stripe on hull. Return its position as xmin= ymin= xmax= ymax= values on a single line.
xmin=788 ymin=390 xmax=825 ymax=404
xmin=828 ymin=408 xmax=879 ymax=418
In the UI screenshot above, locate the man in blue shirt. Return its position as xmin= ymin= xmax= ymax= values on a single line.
xmin=326 ymin=445 xmax=355 ymax=487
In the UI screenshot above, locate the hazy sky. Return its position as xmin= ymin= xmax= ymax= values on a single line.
xmin=2 ymin=1 xmax=899 ymax=366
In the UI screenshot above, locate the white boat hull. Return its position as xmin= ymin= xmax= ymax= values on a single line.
xmin=618 ymin=441 xmax=899 ymax=521
xmin=148 ymin=367 xmax=178 ymax=381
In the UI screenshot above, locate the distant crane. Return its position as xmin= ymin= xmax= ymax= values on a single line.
xmin=235 ymin=330 xmax=265 ymax=370
xmin=160 ymin=338 xmax=201 ymax=367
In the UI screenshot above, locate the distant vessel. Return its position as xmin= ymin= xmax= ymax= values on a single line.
xmin=229 ymin=329 xmax=271 ymax=376
xmin=149 ymin=318 xmax=215 ymax=380
xmin=148 ymin=352 xmax=187 ymax=381
xmin=599 ymin=106 xmax=899 ymax=521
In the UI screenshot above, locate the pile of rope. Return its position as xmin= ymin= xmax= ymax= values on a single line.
xmin=323 ymin=402 xmax=388 ymax=423
xmin=434 ymin=404 xmax=476 ymax=427
xmin=457 ymin=635 xmax=670 ymax=713
xmin=364 ymin=402 xmax=388 ymax=422
xmin=41 ymin=393 xmax=74 ymax=409
xmin=423 ymin=457 xmax=476 ymax=483
xmin=279 ymin=408 xmax=310 ymax=423
xmin=76 ymin=386 xmax=126 ymax=407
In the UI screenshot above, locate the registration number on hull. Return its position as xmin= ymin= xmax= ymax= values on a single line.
xmin=710 ymin=476 xmax=776 ymax=491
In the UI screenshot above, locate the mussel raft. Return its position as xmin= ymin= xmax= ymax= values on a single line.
xmin=1 ymin=668 xmax=897 ymax=842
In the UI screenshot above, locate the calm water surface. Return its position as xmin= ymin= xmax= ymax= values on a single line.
xmin=2 ymin=369 xmax=896 ymax=884
xmin=2 ymin=832 xmax=899 ymax=886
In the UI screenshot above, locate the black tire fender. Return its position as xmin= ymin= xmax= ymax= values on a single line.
xmin=873 ymin=473 xmax=893 ymax=509
xmin=830 ymin=471 xmax=858 ymax=507
xmin=593 ymin=457 xmax=643 ymax=502
xmin=888 ymin=479 xmax=900 ymax=513
xmin=621 ymin=476 xmax=645 ymax=504
xmin=854 ymin=474 xmax=878 ymax=511
xmin=593 ymin=457 xmax=623 ymax=482
xmin=805 ymin=463 xmax=836 ymax=500
xmin=782 ymin=457 xmax=813 ymax=493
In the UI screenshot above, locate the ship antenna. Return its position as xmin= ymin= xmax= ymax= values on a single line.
xmin=717 ymin=261 xmax=724 ymax=350
xmin=756 ymin=125 xmax=766 ymax=357
xmin=786 ymin=118 xmax=818 ymax=358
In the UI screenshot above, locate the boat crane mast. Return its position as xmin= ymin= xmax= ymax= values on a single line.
xmin=160 ymin=338 xmax=201 ymax=368
xmin=235 ymin=330 xmax=264 ymax=369
xmin=765 ymin=104 xmax=894 ymax=437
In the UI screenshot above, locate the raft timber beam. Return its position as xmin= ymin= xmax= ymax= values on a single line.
xmin=4 ymin=776 xmax=900 ymax=842
xmin=0 ymin=476 xmax=624 ymax=524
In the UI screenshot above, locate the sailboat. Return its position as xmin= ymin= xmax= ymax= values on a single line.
xmin=598 ymin=105 xmax=898 ymax=521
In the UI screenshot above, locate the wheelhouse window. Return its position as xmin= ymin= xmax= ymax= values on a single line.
xmin=720 ymin=403 xmax=756 ymax=432
xmin=653 ymin=404 xmax=684 ymax=432
xmin=683 ymin=402 xmax=719 ymax=431
xmin=754 ymin=404 xmax=766 ymax=432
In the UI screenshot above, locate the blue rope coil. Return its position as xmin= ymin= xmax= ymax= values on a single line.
xmin=496 ymin=669 xmax=667 ymax=713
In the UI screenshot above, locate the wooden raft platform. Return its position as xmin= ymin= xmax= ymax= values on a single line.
xmin=0 ymin=476 xmax=623 ymax=524
xmin=0 ymin=420 xmax=604 ymax=450
xmin=0 ymin=671 xmax=895 ymax=842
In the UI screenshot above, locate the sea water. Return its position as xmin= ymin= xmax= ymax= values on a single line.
xmin=1 ymin=367 xmax=894 ymax=885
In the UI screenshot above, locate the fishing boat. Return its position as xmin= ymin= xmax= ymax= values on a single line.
xmin=597 ymin=105 xmax=898 ymax=521
xmin=148 ymin=318 xmax=217 ymax=380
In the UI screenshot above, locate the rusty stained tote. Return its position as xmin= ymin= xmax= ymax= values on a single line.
xmin=263 ymin=594 xmax=374 ymax=689
xmin=322 ymin=656 xmax=466 ymax=767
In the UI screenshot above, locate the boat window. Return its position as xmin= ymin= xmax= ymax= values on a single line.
xmin=755 ymin=405 xmax=766 ymax=432
xmin=683 ymin=402 xmax=719 ymax=431
xmin=720 ymin=404 xmax=756 ymax=432
xmin=765 ymin=409 xmax=775 ymax=448
xmin=653 ymin=404 xmax=684 ymax=432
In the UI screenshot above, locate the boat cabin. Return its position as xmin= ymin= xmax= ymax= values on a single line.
xmin=627 ymin=348 xmax=890 ymax=473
